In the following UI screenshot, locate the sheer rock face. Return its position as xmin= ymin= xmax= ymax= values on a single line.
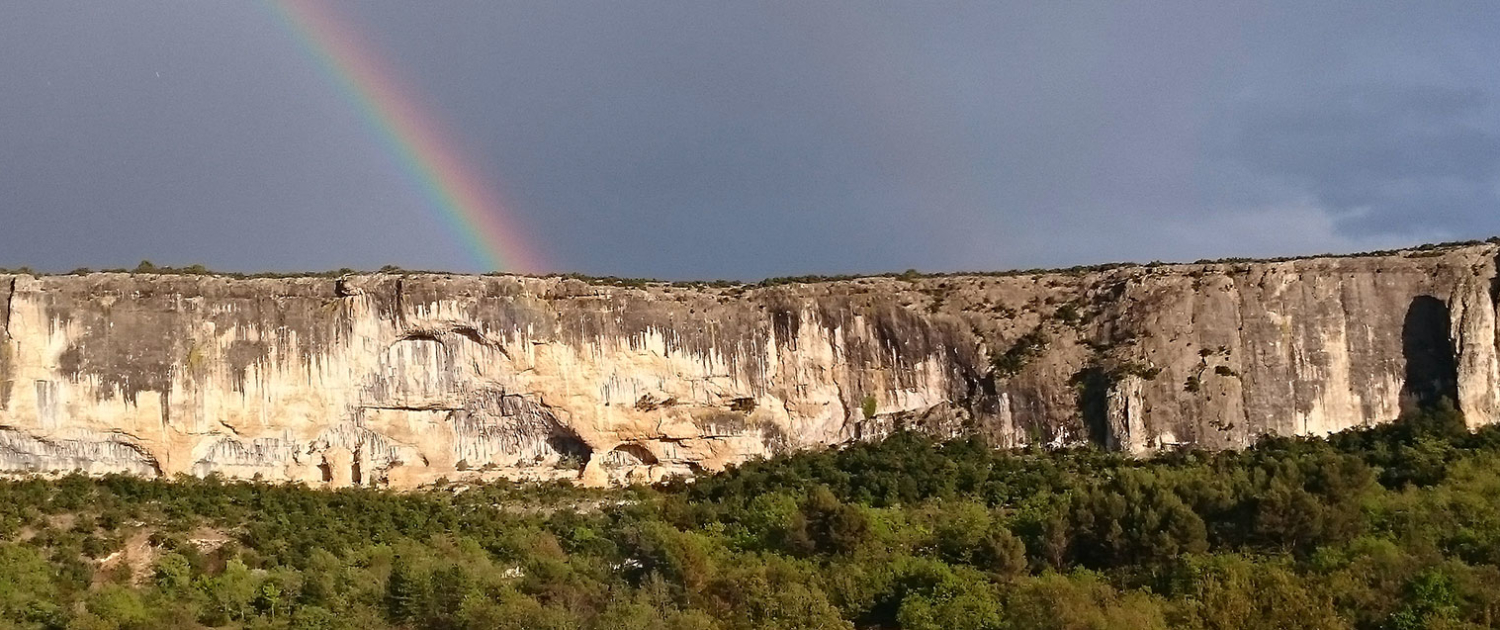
xmin=0 ymin=244 xmax=1496 ymax=486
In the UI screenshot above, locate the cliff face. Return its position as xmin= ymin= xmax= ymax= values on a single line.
xmin=1 ymin=244 xmax=1496 ymax=487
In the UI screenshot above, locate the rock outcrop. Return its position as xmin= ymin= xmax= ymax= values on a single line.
xmin=1 ymin=243 xmax=1497 ymax=486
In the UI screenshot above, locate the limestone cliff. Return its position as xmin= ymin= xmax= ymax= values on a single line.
xmin=1 ymin=243 xmax=1496 ymax=486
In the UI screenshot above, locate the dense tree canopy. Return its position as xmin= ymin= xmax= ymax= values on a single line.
xmin=3 ymin=401 xmax=1500 ymax=628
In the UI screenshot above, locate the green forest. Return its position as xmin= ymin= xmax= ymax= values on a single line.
xmin=5 ymin=402 xmax=1500 ymax=629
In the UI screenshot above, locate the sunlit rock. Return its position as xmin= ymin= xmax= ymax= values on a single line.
xmin=1 ymin=243 xmax=1496 ymax=487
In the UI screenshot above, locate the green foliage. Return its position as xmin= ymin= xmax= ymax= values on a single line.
xmin=992 ymin=329 xmax=1049 ymax=378
xmin=5 ymin=236 xmax=1496 ymax=283
xmin=786 ymin=486 xmax=871 ymax=556
xmin=1112 ymin=361 xmax=1162 ymax=381
xmin=4 ymin=403 xmax=1500 ymax=628
xmin=0 ymin=544 xmax=58 ymax=620
xmin=1053 ymin=302 xmax=1083 ymax=326
xmin=153 ymin=552 xmax=192 ymax=593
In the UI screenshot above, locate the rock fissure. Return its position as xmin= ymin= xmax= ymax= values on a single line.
xmin=361 ymin=404 xmax=466 ymax=412
xmin=1 ymin=277 xmax=14 ymax=340
xmin=0 ymin=277 xmax=14 ymax=410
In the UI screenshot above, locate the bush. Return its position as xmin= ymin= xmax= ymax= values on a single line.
xmin=993 ymin=330 xmax=1049 ymax=378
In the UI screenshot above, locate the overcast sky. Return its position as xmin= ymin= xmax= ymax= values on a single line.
xmin=2 ymin=1 xmax=1498 ymax=279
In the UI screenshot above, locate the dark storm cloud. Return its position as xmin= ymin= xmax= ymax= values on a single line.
xmin=1 ymin=1 xmax=1497 ymax=278
xmin=1228 ymin=85 xmax=1500 ymax=236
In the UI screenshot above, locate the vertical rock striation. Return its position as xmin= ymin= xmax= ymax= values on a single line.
xmin=0 ymin=243 xmax=1495 ymax=486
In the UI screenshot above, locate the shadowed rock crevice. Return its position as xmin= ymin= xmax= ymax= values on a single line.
xmin=1492 ymin=253 xmax=1500 ymax=311
xmin=0 ymin=278 xmax=12 ymax=410
xmin=603 ymin=443 xmax=658 ymax=468
xmin=1400 ymin=295 xmax=1459 ymax=411
xmin=547 ymin=432 xmax=591 ymax=471
xmin=1070 ymin=367 xmax=1112 ymax=447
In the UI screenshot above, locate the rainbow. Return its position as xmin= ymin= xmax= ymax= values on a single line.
xmin=268 ymin=0 xmax=539 ymax=273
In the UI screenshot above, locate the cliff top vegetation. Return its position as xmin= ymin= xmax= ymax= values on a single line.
xmin=3 ymin=236 xmax=1497 ymax=289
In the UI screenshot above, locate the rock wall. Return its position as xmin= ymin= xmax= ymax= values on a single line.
xmin=0 ymin=243 xmax=1496 ymax=486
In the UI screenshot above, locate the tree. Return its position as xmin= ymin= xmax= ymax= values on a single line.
xmin=977 ymin=528 xmax=1028 ymax=579
xmin=257 ymin=580 xmax=283 ymax=623
xmin=0 ymin=545 xmax=58 ymax=620
xmin=203 ymin=558 xmax=259 ymax=623
xmin=153 ymin=552 xmax=193 ymax=594
xmin=788 ymin=487 xmax=870 ymax=557
xmin=385 ymin=559 xmax=430 ymax=624
xmin=1390 ymin=571 xmax=1462 ymax=630
xmin=86 ymin=584 xmax=150 ymax=629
